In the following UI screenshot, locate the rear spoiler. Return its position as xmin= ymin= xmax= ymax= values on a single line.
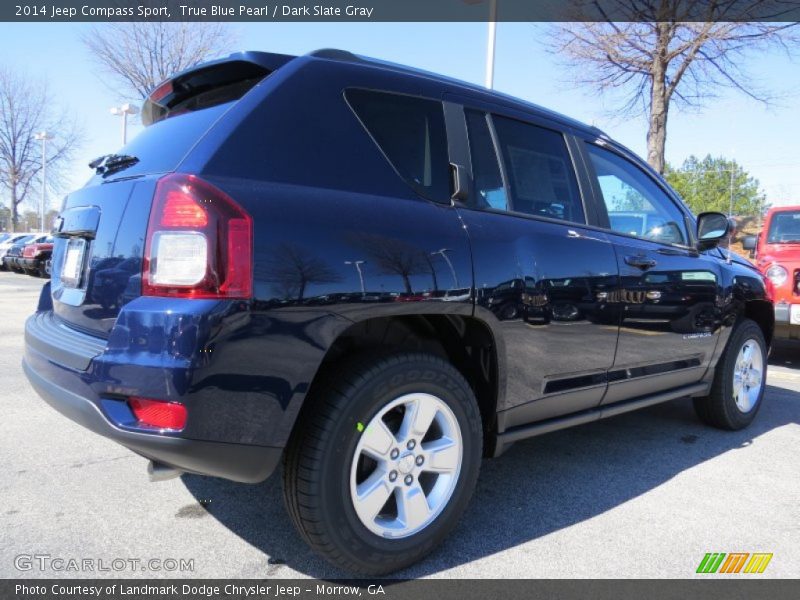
xmin=142 ymin=51 xmax=296 ymax=126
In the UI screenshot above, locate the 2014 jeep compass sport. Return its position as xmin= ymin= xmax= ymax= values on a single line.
xmin=24 ymin=49 xmax=773 ymax=574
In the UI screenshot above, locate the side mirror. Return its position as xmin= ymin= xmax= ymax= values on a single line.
xmin=741 ymin=235 xmax=757 ymax=251
xmin=696 ymin=212 xmax=730 ymax=251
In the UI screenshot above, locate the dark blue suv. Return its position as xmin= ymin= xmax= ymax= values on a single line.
xmin=24 ymin=49 xmax=773 ymax=574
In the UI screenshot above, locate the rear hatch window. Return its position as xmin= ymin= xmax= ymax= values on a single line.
xmin=96 ymin=59 xmax=278 ymax=181
xmin=97 ymin=103 xmax=233 ymax=180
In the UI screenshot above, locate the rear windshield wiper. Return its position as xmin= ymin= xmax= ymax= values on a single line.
xmin=89 ymin=154 xmax=140 ymax=177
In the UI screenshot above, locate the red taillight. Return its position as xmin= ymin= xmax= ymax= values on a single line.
xmin=142 ymin=173 xmax=253 ymax=299
xmin=129 ymin=397 xmax=187 ymax=430
xmin=161 ymin=189 xmax=208 ymax=227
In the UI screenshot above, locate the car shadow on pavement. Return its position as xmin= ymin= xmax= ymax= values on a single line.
xmin=769 ymin=339 xmax=800 ymax=369
xmin=181 ymin=385 xmax=799 ymax=579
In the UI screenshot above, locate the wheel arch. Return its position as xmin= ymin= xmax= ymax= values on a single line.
xmin=745 ymin=299 xmax=774 ymax=347
xmin=295 ymin=314 xmax=504 ymax=457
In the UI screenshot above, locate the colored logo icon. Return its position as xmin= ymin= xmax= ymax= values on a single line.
xmin=696 ymin=552 xmax=773 ymax=574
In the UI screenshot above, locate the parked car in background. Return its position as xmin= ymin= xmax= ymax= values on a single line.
xmin=743 ymin=205 xmax=800 ymax=339
xmin=4 ymin=238 xmax=32 ymax=272
xmin=0 ymin=233 xmax=36 ymax=270
xmin=24 ymin=49 xmax=773 ymax=575
xmin=4 ymin=234 xmax=49 ymax=273
xmin=21 ymin=236 xmax=54 ymax=277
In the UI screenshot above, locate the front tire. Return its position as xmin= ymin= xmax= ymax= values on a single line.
xmin=283 ymin=352 xmax=482 ymax=575
xmin=694 ymin=318 xmax=767 ymax=430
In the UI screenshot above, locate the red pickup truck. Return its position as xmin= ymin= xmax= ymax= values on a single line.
xmin=743 ymin=206 xmax=800 ymax=339
xmin=21 ymin=238 xmax=54 ymax=278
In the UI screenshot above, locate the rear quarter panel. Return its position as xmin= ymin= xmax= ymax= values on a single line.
xmin=173 ymin=57 xmax=475 ymax=447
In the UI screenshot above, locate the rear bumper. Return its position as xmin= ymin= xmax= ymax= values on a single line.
xmin=23 ymin=312 xmax=281 ymax=483
xmin=21 ymin=257 xmax=45 ymax=270
xmin=3 ymin=255 xmax=22 ymax=269
xmin=23 ymin=359 xmax=280 ymax=482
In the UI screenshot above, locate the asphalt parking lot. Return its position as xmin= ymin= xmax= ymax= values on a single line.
xmin=1 ymin=270 xmax=798 ymax=579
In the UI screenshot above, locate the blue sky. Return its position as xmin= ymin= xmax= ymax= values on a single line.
xmin=1 ymin=21 xmax=799 ymax=212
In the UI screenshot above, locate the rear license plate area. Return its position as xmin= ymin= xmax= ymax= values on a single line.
xmin=61 ymin=238 xmax=87 ymax=288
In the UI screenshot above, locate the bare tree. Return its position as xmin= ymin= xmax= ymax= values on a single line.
xmin=262 ymin=243 xmax=341 ymax=302
xmin=82 ymin=22 xmax=237 ymax=101
xmin=351 ymin=233 xmax=429 ymax=295
xmin=549 ymin=1 xmax=799 ymax=173
xmin=0 ymin=68 xmax=82 ymax=231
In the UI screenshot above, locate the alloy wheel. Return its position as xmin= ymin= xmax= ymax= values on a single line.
xmin=349 ymin=392 xmax=463 ymax=539
xmin=732 ymin=338 xmax=764 ymax=413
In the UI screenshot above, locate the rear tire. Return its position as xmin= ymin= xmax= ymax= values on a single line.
xmin=282 ymin=352 xmax=482 ymax=575
xmin=694 ymin=318 xmax=767 ymax=430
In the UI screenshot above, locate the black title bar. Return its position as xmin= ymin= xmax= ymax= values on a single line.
xmin=5 ymin=579 xmax=800 ymax=600
xmin=3 ymin=0 xmax=800 ymax=22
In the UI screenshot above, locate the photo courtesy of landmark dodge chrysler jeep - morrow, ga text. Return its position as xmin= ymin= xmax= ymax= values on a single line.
xmin=23 ymin=49 xmax=773 ymax=575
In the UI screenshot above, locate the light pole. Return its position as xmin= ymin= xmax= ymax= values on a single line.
xmin=431 ymin=249 xmax=458 ymax=288
xmin=34 ymin=131 xmax=53 ymax=233
xmin=485 ymin=0 xmax=498 ymax=89
xmin=110 ymin=103 xmax=138 ymax=145
xmin=345 ymin=260 xmax=367 ymax=295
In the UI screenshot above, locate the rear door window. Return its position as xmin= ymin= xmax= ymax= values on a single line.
xmin=492 ymin=115 xmax=585 ymax=224
xmin=346 ymin=89 xmax=450 ymax=202
xmin=465 ymin=109 xmax=507 ymax=210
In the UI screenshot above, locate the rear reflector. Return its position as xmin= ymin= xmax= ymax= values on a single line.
xmin=129 ymin=397 xmax=187 ymax=430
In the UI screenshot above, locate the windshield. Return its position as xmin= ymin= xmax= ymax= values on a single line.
xmin=767 ymin=211 xmax=800 ymax=243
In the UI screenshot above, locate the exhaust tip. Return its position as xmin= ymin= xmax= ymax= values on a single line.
xmin=147 ymin=460 xmax=183 ymax=482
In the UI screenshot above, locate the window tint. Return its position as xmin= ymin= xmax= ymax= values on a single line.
xmin=465 ymin=110 xmax=507 ymax=210
xmin=586 ymin=144 xmax=687 ymax=245
xmin=492 ymin=116 xmax=584 ymax=223
xmin=346 ymin=89 xmax=449 ymax=202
